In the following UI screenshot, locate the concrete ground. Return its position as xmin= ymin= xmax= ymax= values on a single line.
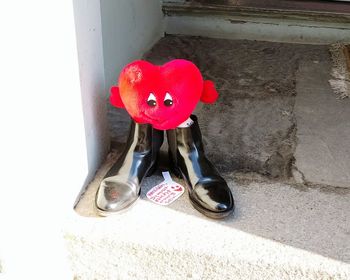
xmin=72 ymin=150 xmax=350 ymax=279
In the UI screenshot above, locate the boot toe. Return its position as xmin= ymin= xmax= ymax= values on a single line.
xmin=216 ymin=202 xmax=230 ymax=212
xmin=190 ymin=180 xmax=234 ymax=218
xmin=95 ymin=179 xmax=139 ymax=215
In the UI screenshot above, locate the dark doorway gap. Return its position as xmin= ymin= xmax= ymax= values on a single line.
xmin=188 ymin=0 xmax=350 ymax=14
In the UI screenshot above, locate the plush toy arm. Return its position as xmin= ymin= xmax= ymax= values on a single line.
xmin=200 ymin=80 xmax=219 ymax=104
xmin=110 ymin=86 xmax=125 ymax=108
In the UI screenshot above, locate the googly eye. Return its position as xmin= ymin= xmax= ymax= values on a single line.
xmin=147 ymin=93 xmax=157 ymax=107
xmin=164 ymin=92 xmax=173 ymax=107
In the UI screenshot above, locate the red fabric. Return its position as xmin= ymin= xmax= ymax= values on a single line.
xmin=110 ymin=59 xmax=218 ymax=130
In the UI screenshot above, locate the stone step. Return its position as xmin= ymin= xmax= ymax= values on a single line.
xmin=70 ymin=159 xmax=350 ymax=279
xmin=163 ymin=1 xmax=350 ymax=22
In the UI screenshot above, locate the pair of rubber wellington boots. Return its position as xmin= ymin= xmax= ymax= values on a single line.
xmin=95 ymin=115 xmax=234 ymax=219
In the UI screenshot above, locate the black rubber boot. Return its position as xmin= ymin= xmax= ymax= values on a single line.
xmin=95 ymin=120 xmax=163 ymax=216
xmin=167 ymin=115 xmax=234 ymax=219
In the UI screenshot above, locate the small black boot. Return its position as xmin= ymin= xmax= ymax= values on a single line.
xmin=167 ymin=115 xmax=234 ymax=219
xmin=95 ymin=120 xmax=163 ymax=215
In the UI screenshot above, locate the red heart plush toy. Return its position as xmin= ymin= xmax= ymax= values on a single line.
xmin=110 ymin=59 xmax=218 ymax=130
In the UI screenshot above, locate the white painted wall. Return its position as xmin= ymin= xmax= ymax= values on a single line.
xmin=0 ymin=1 xmax=89 ymax=279
xmin=0 ymin=1 xmax=164 ymax=278
xmin=100 ymin=0 xmax=164 ymax=91
xmin=100 ymin=0 xmax=164 ymax=143
xmin=71 ymin=0 xmax=164 ymax=201
xmin=73 ymin=0 xmax=109 ymax=201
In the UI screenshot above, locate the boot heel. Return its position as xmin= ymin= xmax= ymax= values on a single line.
xmin=165 ymin=115 xmax=234 ymax=219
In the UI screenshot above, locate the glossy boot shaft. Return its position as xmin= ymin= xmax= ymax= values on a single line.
xmin=95 ymin=120 xmax=163 ymax=216
xmin=167 ymin=115 xmax=234 ymax=219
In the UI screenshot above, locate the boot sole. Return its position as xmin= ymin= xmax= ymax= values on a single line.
xmin=171 ymin=168 xmax=234 ymax=219
xmin=94 ymin=193 xmax=141 ymax=217
xmin=189 ymin=196 xmax=234 ymax=219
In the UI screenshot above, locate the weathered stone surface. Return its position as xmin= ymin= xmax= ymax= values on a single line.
xmin=197 ymin=97 xmax=296 ymax=177
xmin=294 ymin=59 xmax=350 ymax=188
xmin=109 ymin=36 xmax=331 ymax=177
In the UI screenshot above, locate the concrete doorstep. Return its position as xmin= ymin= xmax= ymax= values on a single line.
xmin=69 ymin=152 xmax=350 ymax=280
